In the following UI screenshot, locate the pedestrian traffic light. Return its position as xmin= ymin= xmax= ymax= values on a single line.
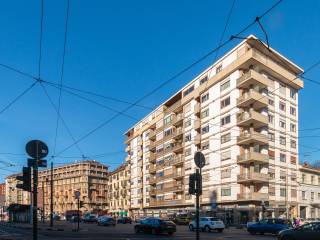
xmin=79 ymin=201 xmax=84 ymax=208
xmin=16 ymin=166 xmax=31 ymax=192
xmin=189 ymin=173 xmax=196 ymax=195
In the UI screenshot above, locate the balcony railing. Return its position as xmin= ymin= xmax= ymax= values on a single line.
xmin=237 ymin=109 xmax=268 ymax=128
xmin=173 ymin=114 xmax=184 ymax=126
xmin=237 ymin=192 xmax=269 ymax=201
xmin=237 ymin=151 xmax=269 ymax=164
xmin=237 ymin=129 xmax=268 ymax=145
xmin=125 ymin=145 xmax=130 ymax=152
xmin=165 ymin=100 xmax=182 ymax=113
xmin=237 ymin=70 xmax=269 ymax=89
xmin=149 ymin=199 xmax=184 ymax=207
xmin=237 ymin=89 xmax=268 ymax=110
xmin=173 ymin=142 xmax=184 ymax=153
xmin=149 ymin=164 xmax=156 ymax=173
xmin=237 ymin=172 xmax=269 ymax=183
xmin=172 ymin=156 xmax=184 ymax=166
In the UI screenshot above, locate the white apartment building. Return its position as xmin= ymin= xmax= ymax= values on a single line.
xmin=124 ymin=35 xmax=304 ymax=223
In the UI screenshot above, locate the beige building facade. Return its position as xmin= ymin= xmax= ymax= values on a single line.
xmin=106 ymin=163 xmax=130 ymax=216
xmin=124 ymin=35 xmax=304 ymax=223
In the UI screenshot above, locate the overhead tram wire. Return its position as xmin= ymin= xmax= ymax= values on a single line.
xmin=38 ymin=0 xmax=44 ymax=80
xmin=53 ymin=0 xmax=70 ymax=156
xmin=0 ymin=80 xmax=38 ymax=116
xmin=40 ymin=83 xmax=86 ymax=158
xmin=54 ymin=0 xmax=284 ymax=157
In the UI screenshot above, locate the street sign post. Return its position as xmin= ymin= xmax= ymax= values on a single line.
xmin=190 ymin=151 xmax=205 ymax=240
xmin=75 ymin=191 xmax=81 ymax=231
xmin=25 ymin=140 xmax=48 ymax=240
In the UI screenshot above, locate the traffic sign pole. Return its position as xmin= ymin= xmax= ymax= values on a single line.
xmin=33 ymin=161 xmax=38 ymax=240
xmin=196 ymin=168 xmax=200 ymax=240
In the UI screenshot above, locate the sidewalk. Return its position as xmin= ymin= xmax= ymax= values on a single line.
xmin=0 ymin=221 xmax=66 ymax=231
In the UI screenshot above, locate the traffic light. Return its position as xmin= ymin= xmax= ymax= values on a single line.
xmin=188 ymin=173 xmax=196 ymax=195
xmin=79 ymin=201 xmax=85 ymax=208
xmin=196 ymin=172 xmax=202 ymax=195
xmin=16 ymin=167 xmax=31 ymax=192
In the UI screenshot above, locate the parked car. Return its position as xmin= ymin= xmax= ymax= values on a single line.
xmin=304 ymin=218 xmax=320 ymax=224
xmin=247 ymin=218 xmax=291 ymax=235
xmin=83 ymin=214 xmax=97 ymax=223
xmin=189 ymin=217 xmax=225 ymax=232
xmin=70 ymin=215 xmax=82 ymax=222
xmin=52 ymin=214 xmax=61 ymax=221
xmin=135 ymin=217 xmax=145 ymax=223
xmin=134 ymin=217 xmax=176 ymax=235
xmin=172 ymin=216 xmax=191 ymax=225
xmin=97 ymin=216 xmax=116 ymax=226
xmin=117 ymin=217 xmax=132 ymax=224
xmin=278 ymin=221 xmax=320 ymax=240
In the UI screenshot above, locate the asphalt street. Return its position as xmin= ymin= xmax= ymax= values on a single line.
xmin=0 ymin=222 xmax=278 ymax=240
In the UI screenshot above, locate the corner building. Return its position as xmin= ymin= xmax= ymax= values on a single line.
xmin=125 ymin=35 xmax=303 ymax=223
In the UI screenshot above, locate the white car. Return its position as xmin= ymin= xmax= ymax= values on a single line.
xmin=189 ymin=217 xmax=225 ymax=232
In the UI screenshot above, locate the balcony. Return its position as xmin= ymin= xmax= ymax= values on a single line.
xmin=194 ymin=120 xmax=201 ymax=131
xmin=237 ymin=70 xmax=269 ymax=89
xmin=125 ymin=145 xmax=131 ymax=152
xmin=149 ymin=188 xmax=156 ymax=196
xmin=173 ymin=114 xmax=184 ymax=126
xmin=149 ymin=177 xmax=157 ymax=185
xmin=173 ymin=128 xmax=184 ymax=139
xmin=149 ymin=130 xmax=156 ymax=141
xmin=156 ymin=173 xmax=174 ymax=182
xmin=237 ymin=192 xmax=269 ymax=201
xmin=173 ymin=171 xmax=185 ymax=179
xmin=194 ymin=135 xmax=201 ymax=145
xmin=172 ymin=185 xmax=184 ymax=192
xmin=237 ymin=151 xmax=269 ymax=164
xmin=149 ymin=152 xmax=156 ymax=163
xmin=165 ymin=100 xmax=183 ymax=113
xmin=172 ymin=156 xmax=184 ymax=166
xmin=173 ymin=142 xmax=184 ymax=153
xmin=237 ymin=172 xmax=269 ymax=183
xmin=237 ymin=109 xmax=268 ymax=128
xmin=194 ymin=103 xmax=200 ymax=115
xmin=149 ymin=142 xmax=156 ymax=152
xmin=237 ymin=129 xmax=268 ymax=145
xmin=149 ymin=164 xmax=156 ymax=174
xmin=237 ymin=89 xmax=268 ymax=110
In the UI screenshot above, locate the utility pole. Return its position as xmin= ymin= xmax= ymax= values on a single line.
xmin=50 ymin=161 xmax=53 ymax=227
xmin=33 ymin=162 xmax=38 ymax=240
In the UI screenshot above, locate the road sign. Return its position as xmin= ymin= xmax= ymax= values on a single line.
xmin=194 ymin=151 xmax=205 ymax=168
xmin=74 ymin=191 xmax=80 ymax=199
xmin=28 ymin=159 xmax=47 ymax=168
xmin=26 ymin=140 xmax=48 ymax=159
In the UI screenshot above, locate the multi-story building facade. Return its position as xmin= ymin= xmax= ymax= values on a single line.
xmin=5 ymin=174 xmax=31 ymax=206
xmin=106 ymin=163 xmax=130 ymax=216
xmin=5 ymin=160 xmax=109 ymax=218
xmin=298 ymin=163 xmax=320 ymax=219
xmin=124 ymin=35 xmax=304 ymax=223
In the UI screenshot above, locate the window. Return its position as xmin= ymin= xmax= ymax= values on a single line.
xmin=291 ymin=156 xmax=297 ymax=164
xmin=185 ymin=148 xmax=192 ymax=156
xmin=279 ymin=101 xmax=286 ymax=111
xmin=291 ymin=173 xmax=297 ymax=181
xmin=269 ymin=169 xmax=275 ymax=179
xmin=311 ymin=176 xmax=315 ymax=184
xmin=185 ymin=133 xmax=192 ymax=142
xmin=221 ymin=115 xmax=231 ymax=126
xmin=268 ymin=133 xmax=275 ymax=142
xmin=268 ymin=99 xmax=274 ymax=106
xmin=164 ymin=115 xmax=172 ymax=125
xmin=201 ymin=92 xmax=209 ymax=103
xmin=280 ymin=188 xmax=286 ymax=197
xmin=221 ymin=188 xmax=231 ymax=196
xmin=216 ymin=65 xmax=222 ymax=74
xmin=280 ymin=136 xmax=286 ymax=145
xmin=311 ymin=192 xmax=315 ymax=201
xmin=302 ymin=191 xmax=306 ymax=200
xmin=280 ymin=171 xmax=286 ymax=181
xmin=268 ymin=150 xmax=275 ymax=160
xmin=269 ymin=186 xmax=275 ymax=196
xmin=184 ymin=119 xmax=191 ymax=127
xmin=202 ymin=142 xmax=209 ymax=150
xmin=221 ymin=151 xmax=231 ymax=161
xmin=220 ymin=79 xmax=230 ymax=91
xmin=201 ymin=109 xmax=209 ymax=118
xmin=290 ymin=88 xmax=296 ymax=99
xmin=279 ymin=119 xmax=286 ymax=128
xmin=221 ymin=168 xmax=231 ymax=179
xmin=221 ymin=133 xmax=231 ymax=144
xmin=201 ymin=125 xmax=209 ymax=134
xmin=268 ymin=114 xmax=274 ymax=124
xmin=164 ymin=128 xmax=173 ymax=137
xmin=184 ymin=103 xmax=191 ymax=113
xmin=221 ymin=96 xmax=230 ymax=109
xmin=291 ymin=189 xmax=297 ymax=198
xmin=183 ymin=85 xmax=194 ymax=97
xmin=290 ymin=106 xmax=296 ymax=116
xmin=302 ymin=174 xmax=306 ymax=183
xmin=199 ymin=76 xmax=208 ymax=85
xmin=290 ymin=123 xmax=296 ymax=132
xmin=280 ymin=153 xmax=286 ymax=162
xmin=291 ymin=140 xmax=296 ymax=149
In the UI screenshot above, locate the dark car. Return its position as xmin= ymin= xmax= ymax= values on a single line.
xmin=70 ymin=215 xmax=82 ymax=222
xmin=97 ymin=216 xmax=116 ymax=226
xmin=134 ymin=217 xmax=176 ymax=235
xmin=278 ymin=221 xmax=320 ymax=240
xmin=247 ymin=218 xmax=291 ymax=235
xmin=117 ymin=217 xmax=132 ymax=224
xmin=173 ymin=216 xmax=191 ymax=225
xmin=83 ymin=214 xmax=97 ymax=223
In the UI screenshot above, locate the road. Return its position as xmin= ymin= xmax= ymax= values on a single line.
xmin=0 ymin=222 xmax=278 ymax=240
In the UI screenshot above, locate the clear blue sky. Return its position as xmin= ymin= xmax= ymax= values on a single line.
xmin=0 ymin=0 xmax=319 ymax=181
